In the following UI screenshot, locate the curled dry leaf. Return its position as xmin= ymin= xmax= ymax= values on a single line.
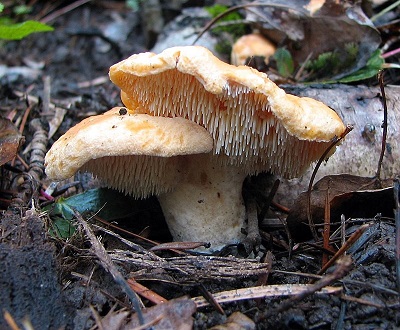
xmin=0 ymin=117 xmax=24 ymax=166
xmin=286 ymin=174 xmax=394 ymax=240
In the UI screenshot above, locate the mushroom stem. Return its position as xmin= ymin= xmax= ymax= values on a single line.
xmin=158 ymin=154 xmax=247 ymax=250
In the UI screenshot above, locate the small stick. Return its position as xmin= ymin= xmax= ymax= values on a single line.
xmin=192 ymin=2 xmax=299 ymax=45
xmin=149 ymin=241 xmax=210 ymax=251
xmin=93 ymin=215 xmax=186 ymax=255
xmin=74 ymin=209 xmax=145 ymax=325
xmin=316 ymin=223 xmax=370 ymax=277
xmin=193 ymin=284 xmax=341 ymax=308
xmin=3 ymin=310 xmax=20 ymax=330
xmin=394 ymin=178 xmax=400 ymax=292
xmin=376 ymin=71 xmax=388 ymax=179
xmin=257 ymin=255 xmax=352 ymax=321
xmin=198 ymin=283 xmax=225 ymax=315
xmin=40 ymin=0 xmax=91 ymax=24
xmin=340 ymin=214 xmax=346 ymax=247
xmin=127 ymin=278 xmax=167 ymax=305
xmin=322 ymin=181 xmax=332 ymax=266
xmin=307 ymin=125 xmax=353 ymax=241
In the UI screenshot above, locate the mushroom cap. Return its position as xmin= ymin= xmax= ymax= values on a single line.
xmin=109 ymin=46 xmax=346 ymax=178
xmin=45 ymin=107 xmax=213 ymax=197
xmin=231 ymin=33 xmax=276 ymax=66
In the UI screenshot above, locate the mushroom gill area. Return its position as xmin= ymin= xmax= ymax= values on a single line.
xmin=81 ymin=155 xmax=181 ymax=198
xmin=119 ymin=71 xmax=334 ymax=178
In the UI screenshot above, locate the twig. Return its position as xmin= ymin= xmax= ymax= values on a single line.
xmin=193 ymin=283 xmax=342 ymax=308
xmin=93 ymin=215 xmax=186 ymax=255
xmin=322 ymin=181 xmax=332 ymax=266
xmin=40 ymin=0 xmax=92 ymax=24
xmin=316 ymin=224 xmax=370 ymax=277
xmin=127 ymin=278 xmax=167 ymax=305
xmin=198 ymin=283 xmax=225 ymax=315
xmin=394 ymin=178 xmax=400 ymax=292
xmin=376 ymin=71 xmax=388 ymax=179
xmin=149 ymin=241 xmax=210 ymax=251
xmin=192 ymin=2 xmax=300 ymax=45
xmin=257 ymin=255 xmax=352 ymax=321
xmin=306 ymin=125 xmax=353 ymax=241
xmin=18 ymin=101 xmax=33 ymax=134
xmin=73 ymin=209 xmax=145 ymax=325
xmin=3 ymin=310 xmax=20 ymax=330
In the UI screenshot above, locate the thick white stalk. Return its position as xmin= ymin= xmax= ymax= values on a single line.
xmin=158 ymin=154 xmax=247 ymax=251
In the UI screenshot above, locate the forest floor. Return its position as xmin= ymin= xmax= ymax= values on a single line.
xmin=0 ymin=1 xmax=399 ymax=329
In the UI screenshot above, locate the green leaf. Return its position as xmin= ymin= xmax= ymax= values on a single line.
xmin=45 ymin=188 xmax=141 ymax=239
xmin=272 ymin=48 xmax=294 ymax=78
xmin=204 ymin=4 xmax=246 ymax=38
xmin=336 ymin=49 xmax=384 ymax=83
xmin=49 ymin=216 xmax=76 ymax=239
xmin=0 ymin=3 xmax=4 ymax=13
xmin=0 ymin=20 xmax=53 ymax=40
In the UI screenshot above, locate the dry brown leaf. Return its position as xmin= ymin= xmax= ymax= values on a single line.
xmin=0 ymin=118 xmax=24 ymax=166
xmin=123 ymin=297 xmax=196 ymax=330
xmin=286 ymin=174 xmax=394 ymax=240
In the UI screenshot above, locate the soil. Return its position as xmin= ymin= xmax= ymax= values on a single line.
xmin=1 ymin=1 xmax=399 ymax=329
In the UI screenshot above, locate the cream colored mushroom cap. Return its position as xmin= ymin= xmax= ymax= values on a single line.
xmin=231 ymin=33 xmax=276 ymax=66
xmin=110 ymin=46 xmax=344 ymax=140
xmin=45 ymin=108 xmax=213 ymax=196
xmin=109 ymin=46 xmax=346 ymax=178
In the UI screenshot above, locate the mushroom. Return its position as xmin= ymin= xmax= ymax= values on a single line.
xmin=45 ymin=107 xmax=212 ymax=208
xmin=231 ymin=33 xmax=276 ymax=66
xmin=106 ymin=46 xmax=346 ymax=249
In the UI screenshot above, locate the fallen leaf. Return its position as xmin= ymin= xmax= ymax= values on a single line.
xmin=286 ymin=174 xmax=394 ymax=240
xmin=0 ymin=117 xmax=24 ymax=166
xmin=45 ymin=188 xmax=149 ymax=239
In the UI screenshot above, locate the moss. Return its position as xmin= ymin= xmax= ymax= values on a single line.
xmin=205 ymin=4 xmax=247 ymax=38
